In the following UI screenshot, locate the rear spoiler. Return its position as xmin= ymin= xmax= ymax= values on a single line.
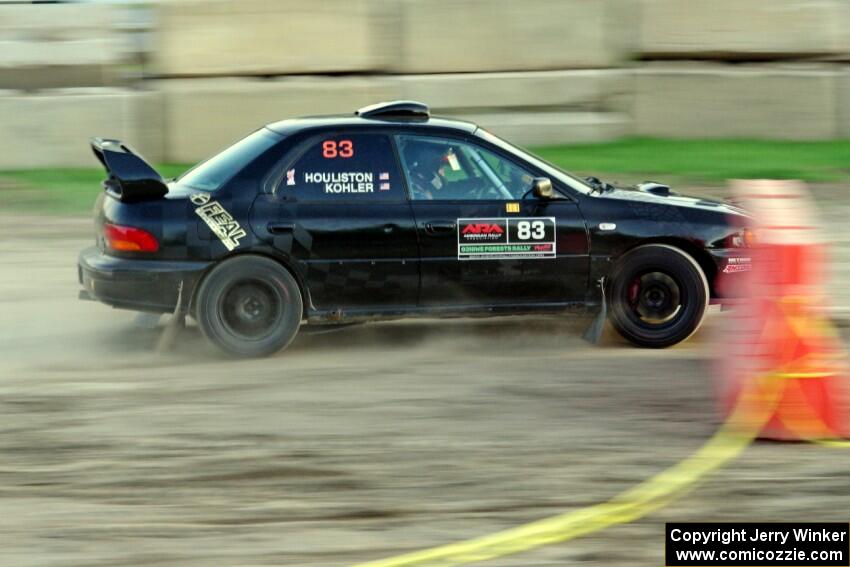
xmin=90 ymin=138 xmax=168 ymax=203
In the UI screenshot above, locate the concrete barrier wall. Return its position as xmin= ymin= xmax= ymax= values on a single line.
xmin=398 ymin=70 xmax=633 ymax=147
xmin=0 ymin=4 xmax=125 ymax=90
xmin=9 ymin=1 xmax=850 ymax=168
xmin=397 ymin=70 xmax=631 ymax=113
xmin=9 ymin=63 xmax=850 ymax=166
xmin=151 ymin=0 xmax=394 ymax=77
xmin=154 ymin=77 xmax=397 ymax=163
xmin=155 ymin=71 xmax=634 ymax=162
xmin=395 ymin=0 xmax=629 ymax=73
xmin=840 ymin=69 xmax=850 ymax=138
xmin=151 ymin=0 xmax=629 ymax=76
xmin=634 ymin=63 xmax=842 ymax=140
xmin=0 ymin=89 xmax=163 ymax=168
xmin=463 ymin=112 xmax=632 ymax=147
xmin=0 ymin=71 xmax=634 ymax=168
xmin=638 ymin=0 xmax=850 ymax=59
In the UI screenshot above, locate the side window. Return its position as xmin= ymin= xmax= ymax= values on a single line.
xmin=397 ymin=135 xmax=536 ymax=201
xmin=283 ymin=134 xmax=402 ymax=202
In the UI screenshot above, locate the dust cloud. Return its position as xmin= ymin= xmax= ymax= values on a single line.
xmin=1 ymin=213 xmax=849 ymax=566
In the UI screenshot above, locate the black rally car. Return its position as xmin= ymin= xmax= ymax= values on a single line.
xmin=79 ymin=101 xmax=752 ymax=356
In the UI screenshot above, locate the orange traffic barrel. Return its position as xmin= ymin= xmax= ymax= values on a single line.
xmin=716 ymin=180 xmax=848 ymax=440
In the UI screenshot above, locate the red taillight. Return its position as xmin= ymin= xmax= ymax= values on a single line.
xmin=103 ymin=223 xmax=159 ymax=253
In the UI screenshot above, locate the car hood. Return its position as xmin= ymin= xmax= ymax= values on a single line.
xmin=594 ymin=183 xmax=750 ymax=218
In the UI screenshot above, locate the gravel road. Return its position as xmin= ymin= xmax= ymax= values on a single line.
xmin=1 ymin=208 xmax=849 ymax=567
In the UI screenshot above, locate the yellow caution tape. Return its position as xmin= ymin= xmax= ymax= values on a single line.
xmin=355 ymin=301 xmax=848 ymax=567
xmin=354 ymin=376 xmax=783 ymax=567
xmin=812 ymin=439 xmax=850 ymax=448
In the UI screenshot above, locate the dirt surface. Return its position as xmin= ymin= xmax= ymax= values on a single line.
xmin=1 ymin=209 xmax=850 ymax=567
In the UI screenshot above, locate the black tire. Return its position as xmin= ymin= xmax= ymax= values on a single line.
xmin=608 ymin=244 xmax=709 ymax=348
xmin=194 ymin=256 xmax=303 ymax=357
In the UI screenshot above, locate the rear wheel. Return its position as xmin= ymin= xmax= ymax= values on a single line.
xmin=608 ymin=244 xmax=709 ymax=348
xmin=195 ymin=256 xmax=302 ymax=357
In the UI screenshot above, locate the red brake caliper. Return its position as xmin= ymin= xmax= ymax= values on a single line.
xmin=628 ymin=278 xmax=640 ymax=305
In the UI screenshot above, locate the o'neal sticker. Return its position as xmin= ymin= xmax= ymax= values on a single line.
xmin=458 ymin=217 xmax=556 ymax=260
xmin=191 ymin=193 xmax=246 ymax=251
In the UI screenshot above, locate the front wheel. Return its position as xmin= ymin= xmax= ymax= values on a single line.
xmin=608 ymin=244 xmax=709 ymax=348
xmin=195 ymin=256 xmax=303 ymax=357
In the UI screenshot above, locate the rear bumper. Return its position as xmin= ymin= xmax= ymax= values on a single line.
xmin=78 ymin=246 xmax=210 ymax=313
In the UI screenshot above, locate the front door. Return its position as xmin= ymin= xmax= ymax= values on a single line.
xmin=274 ymin=132 xmax=419 ymax=311
xmin=395 ymin=134 xmax=589 ymax=307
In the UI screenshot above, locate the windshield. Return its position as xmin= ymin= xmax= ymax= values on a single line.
xmin=176 ymin=128 xmax=281 ymax=192
xmin=475 ymin=129 xmax=593 ymax=195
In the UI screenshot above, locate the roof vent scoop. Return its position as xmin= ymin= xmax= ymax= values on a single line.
xmin=356 ymin=100 xmax=430 ymax=121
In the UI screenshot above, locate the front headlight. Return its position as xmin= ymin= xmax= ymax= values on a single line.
xmin=727 ymin=227 xmax=757 ymax=249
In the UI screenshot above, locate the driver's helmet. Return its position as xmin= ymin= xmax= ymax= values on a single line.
xmin=405 ymin=140 xmax=448 ymax=181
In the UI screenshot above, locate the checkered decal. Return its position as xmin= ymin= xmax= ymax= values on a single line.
xmin=271 ymin=224 xmax=313 ymax=258
xmin=305 ymin=261 xmax=406 ymax=303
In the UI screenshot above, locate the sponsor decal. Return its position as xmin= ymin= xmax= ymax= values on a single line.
xmin=723 ymin=256 xmax=752 ymax=274
xmin=506 ymin=202 xmax=520 ymax=213
xmin=322 ymin=139 xmax=354 ymax=159
xmin=461 ymin=222 xmax=505 ymax=241
xmin=286 ymin=169 xmax=296 ymax=186
xmin=193 ymin=198 xmax=247 ymax=251
xmin=304 ymin=171 xmax=374 ymax=193
xmin=190 ymin=192 xmax=211 ymax=205
xmin=457 ymin=217 xmax=556 ymax=260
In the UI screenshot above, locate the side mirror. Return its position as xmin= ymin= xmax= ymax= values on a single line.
xmin=532 ymin=177 xmax=554 ymax=199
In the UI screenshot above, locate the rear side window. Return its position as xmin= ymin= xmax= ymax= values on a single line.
xmin=177 ymin=128 xmax=281 ymax=192
xmin=282 ymin=133 xmax=402 ymax=202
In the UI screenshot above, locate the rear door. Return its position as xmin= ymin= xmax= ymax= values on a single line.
xmin=274 ymin=132 xmax=419 ymax=311
xmin=395 ymin=134 xmax=589 ymax=307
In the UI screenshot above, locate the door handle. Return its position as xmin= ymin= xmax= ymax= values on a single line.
xmin=425 ymin=221 xmax=456 ymax=234
xmin=267 ymin=221 xmax=295 ymax=234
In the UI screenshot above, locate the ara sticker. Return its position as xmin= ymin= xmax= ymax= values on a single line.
xmin=191 ymin=194 xmax=246 ymax=251
xmin=457 ymin=217 xmax=556 ymax=260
